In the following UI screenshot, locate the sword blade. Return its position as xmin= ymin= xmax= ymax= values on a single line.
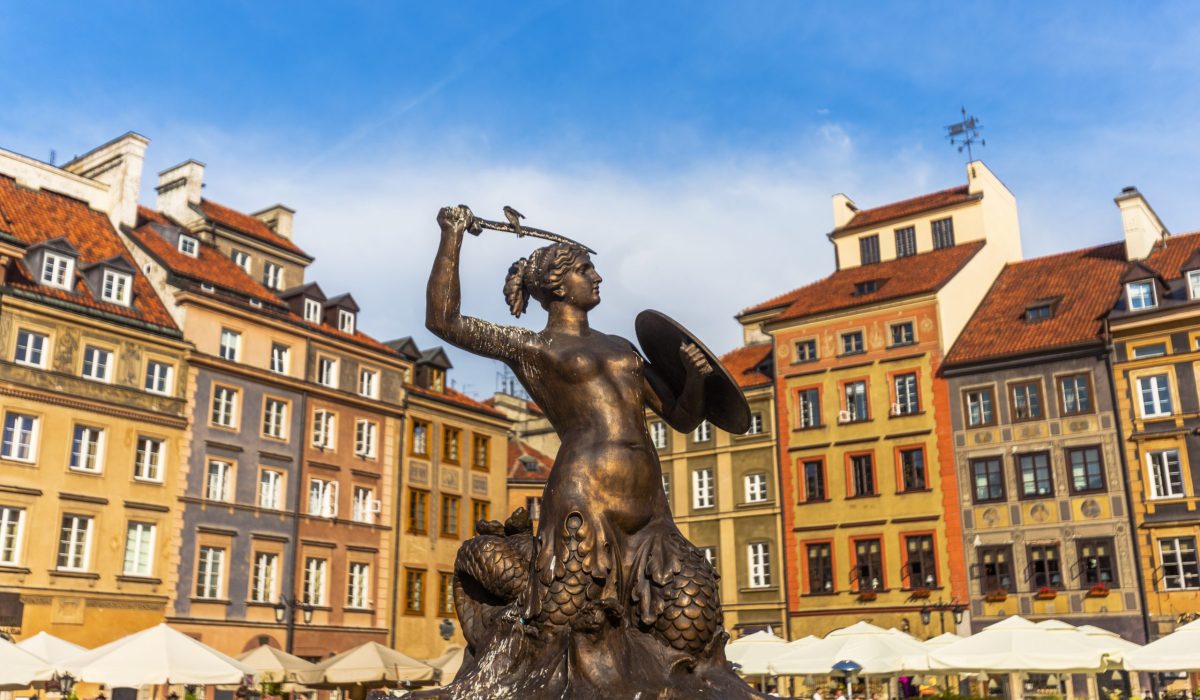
xmin=468 ymin=217 xmax=597 ymax=255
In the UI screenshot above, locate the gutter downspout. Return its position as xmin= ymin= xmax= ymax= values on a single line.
xmin=389 ymin=412 xmax=406 ymax=648
xmin=285 ymin=383 xmax=309 ymax=654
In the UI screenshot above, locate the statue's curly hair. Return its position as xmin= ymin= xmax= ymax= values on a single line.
xmin=503 ymin=242 xmax=589 ymax=317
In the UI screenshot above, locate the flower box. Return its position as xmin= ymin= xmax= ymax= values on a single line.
xmin=1035 ymin=587 xmax=1058 ymax=600
xmin=984 ymin=590 xmax=1007 ymax=603
xmin=1086 ymin=583 xmax=1111 ymax=598
xmin=908 ymin=587 xmax=932 ymax=600
xmin=857 ymin=591 xmax=878 ymax=602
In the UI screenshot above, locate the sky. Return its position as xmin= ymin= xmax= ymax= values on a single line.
xmin=3 ymin=2 xmax=1200 ymax=398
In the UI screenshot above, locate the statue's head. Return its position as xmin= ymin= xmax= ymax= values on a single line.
xmin=504 ymin=242 xmax=600 ymax=317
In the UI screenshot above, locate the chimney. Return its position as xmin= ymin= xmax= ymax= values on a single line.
xmin=156 ymin=160 xmax=206 ymax=226
xmin=831 ymin=193 xmax=857 ymax=230
xmin=61 ymin=132 xmax=149 ymax=230
xmin=1115 ymin=186 xmax=1168 ymax=261
xmin=253 ymin=204 xmax=295 ymax=240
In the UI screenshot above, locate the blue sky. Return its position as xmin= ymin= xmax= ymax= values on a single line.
xmin=4 ymin=2 xmax=1199 ymax=396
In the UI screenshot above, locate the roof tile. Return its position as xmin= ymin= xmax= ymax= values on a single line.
xmin=719 ymin=342 xmax=772 ymax=389
xmin=507 ymin=438 xmax=554 ymax=481
xmin=840 ymin=185 xmax=973 ymax=231
xmin=199 ymin=199 xmax=311 ymax=258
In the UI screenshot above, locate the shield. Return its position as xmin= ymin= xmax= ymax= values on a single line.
xmin=635 ymin=309 xmax=752 ymax=434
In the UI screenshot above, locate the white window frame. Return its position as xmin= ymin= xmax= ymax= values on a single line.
xmin=178 ymin=235 xmax=199 ymax=257
xmin=14 ymin=329 xmax=48 ymax=368
xmin=318 ymin=356 xmax=339 ymax=388
xmin=251 ymin=551 xmax=279 ymax=603
xmin=747 ymin=412 xmax=764 ymax=435
xmin=304 ymin=298 xmax=322 ymax=323
xmin=1127 ymin=280 xmax=1156 ymax=310
xmin=352 ymin=486 xmax=377 ymax=524
xmin=144 ymin=360 xmax=174 ymax=395
xmin=347 ymin=561 xmax=371 ymax=609
xmin=196 ymin=545 xmax=225 ymax=599
xmin=894 ymin=373 xmax=919 ymax=415
xmin=1159 ymin=537 xmax=1200 ymax=590
xmin=1188 ymin=270 xmax=1200 ymax=300
xmin=650 ymin=421 xmax=667 ymax=449
xmin=263 ymin=262 xmax=284 ymax=290
xmin=338 ymin=309 xmax=356 ymax=333
xmin=1137 ymin=374 xmax=1173 ymax=418
xmin=219 ymin=329 xmax=241 ymax=362
xmin=1 ymin=412 xmax=39 ymax=462
xmin=41 ymin=252 xmax=74 ymax=289
xmin=308 ymin=478 xmax=338 ymax=518
xmin=122 ymin=521 xmax=156 ymax=577
xmin=798 ymin=389 xmax=820 ymax=429
xmin=81 ymin=345 xmax=112 ymax=382
xmin=748 ymin=541 xmax=772 ymax=588
xmin=259 ymin=469 xmax=283 ymax=510
xmin=312 ymin=409 xmax=336 ymax=449
xmin=69 ymin=425 xmax=105 ymax=473
xmin=692 ymin=467 xmax=714 ymax=509
xmin=263 ymin=398 xmax=288 ymax=440
xmin=303 ymin=556 xmax=328 ymax=606
xmin=57 ymin=514 xmax=93 ymax=572
xmin=134 ymin=436 xmax=164 ymax=482
xmin=211 ymin=386 xmax=239 ymax=428
xmin=693 ymin=420 xmax=712 ymax=443
xmin=231 ymin=249 xmax=251 ymax=273
xmin=270 ymin=343 xmax=290 ymax=375
xmin=358 ymin=368 xmax=379 ymax=399
xmin=355 ymin=419 xmax=377 ymax=458
xmin=966 ymin=389 xmax=994 ymax=426
xmin=205 ymin=459 xmax=233 ymax=502
xmin=101 ymin=269 xmax=132 ymax=305
xmin=744 ymin=472 xmax=769 ymax=503
xmin=0 ymin=507 xmax=27 ymax=566
xmin=1146 ymin=450 xmax=1186 ymax=499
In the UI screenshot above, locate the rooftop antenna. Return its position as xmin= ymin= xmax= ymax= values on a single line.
xmin=49 ymin=149 xmax=56 ymax=166
xmin=945 ymin=107 xmax=985 ymax=168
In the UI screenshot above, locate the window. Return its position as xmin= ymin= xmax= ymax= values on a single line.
xmin=269 ymin=343 xmax=290 ymax=374
xmin=661 ymin=473 xmax=670 ymax=500
xmin=443 ymin=426 xmax=461 ymax=463
xmin=405 ymin=569 xmax=425 ymax=613
xmin=1010 ymin=381 xmax=1043 ymax=421
xmin=441 ymin=494 xmax=461 ymax=537
xmin=748 ymin=412 xmax=764 ymax=435
xmin=263 ymin=398 xmax=288 ymax=439
xmin=1058 ymin=374 xmax=1092 ymax=415
xmin=1 ymin=412 xmax=38 ymax=462
xmin=859 ymin=234 xmax=880 ymax=265
xmin=411 ymin=420 xmax=429 ymax=456
xmin=899 ymin=447 xmax=926 ymax=491
xmin=970 ymin=457 xmax=1005 ymax=503
xmin=802 ymin=460 xmax=826 ymax=501
xmin=798 ymin=388 xmax=821 ymax=428
xmin=251 ymin=552 xmax=278 ymax=603
xmin=850 ymin=453 xmax=875 ymax=496
xmin=211 ymin=386 xmax=238 ymax=428
xmin=890 ymin=322 xmax=915 ymax=347
xmin=259 ymin=469 xmax=283 ymax=510
xmin=219 ymin=329 xmax=240 ymax=362
xmin=338 ymin=310 xmax=356 ymax=333
xmin=206 ymin=460 xmax=233 ymax=502
xmin=318 ymin=356 xmax=338 ymax=388
xmin=41 ymin=252 xmax=74 ymax=288
xmin=263 ymin=262 xmax=284 ymax=290
xmin=144 ymin=360 xmax=173 ymax=394
xmin=471 ymin=500 xmax=491 ymax=525
xmin=854 ymin=538 xmax=883 ymax=591
xmin=230 ymin=249 xmax=251 ymax=272
xmin=1159 ymin=537 xmax=1200 ymax=590
xmin=311 ymin=409 xmax=335 ymax=450
xmin=650 ymin=421 xmax=667 ymax=449
xmin=408 ymin=490 xmax=428 ymax=533
xmin=1078 ymin=538 xmax=1117 ymax=587
xmin=965 ymin=388 xmax=995 ymax=427
xmin=692 ymin=468 xmax=714 ymax=508
xmin=931 ymin=217 xmax=955 ymax=249
xmin=303 ymin=557 xmax=327 ymax=605
xmin=1025 ymin=303 xmax=1053 ymax=322
xmin=101 ymin=269 xmax=132 ymax=305
xmin=978 ymin=545 xmax=1014 ymax=592
xmin=854 ymin=279 xmax=877 ymax=295
xmin=0 ymin=507 xmax=26 ymax=565
xmin=807 ymin=542 xmax=834 ymax=593
xmin=893 ymin=373 xmax=919 ymax=415
xmin=82 ymin=345 xmax=112 ymax=382
xmin=355 ymin=420 xmax=378 ymax=458
xmin=352 ymin=486 xmax=376 ymax=524
xmin=701 ymin=547 xmax=717 ymax=567
xmin=843 ymin=381 xmax=867 ymax=422
xmin=1132 ymin=342 xmax=1167 ymax=359
xmin=178 ymin=235 xmax=198 ymax=257
xmin=14 ymin=329 xmax=48 ymax=367
xmin=1126 ymin=280 xmax=1156 ymax=310
xmin=744 ymin=473 xmax=768 ymax=503
xmin=1028 ymin=543 xmax=1063 ymax=589
xmin=196 ymin=546 xmax=225 ymax=598
xmin=1147 ymin=450 xmax=1185 ymax=499
xmin=347 ymin=561 xmax=371 ymax=609
xmin=905 ymin=534 xmax=937 ymax=588
xmin=748 ymin=542 xmax=772 ymax=588
xmin=694 ymin=420 xmax=712 ymax=442
xmin=1067 ymin=446 xmax=1105 ymax=493
xmin=841 ymin=331 xmax=864 ymax=355
xmin=304 ymin=298 xmax=322 ymax=322
xmin=894 ymin=226 xmax=916 ymax=257
xmin=70 ymin=425 xmax=105 ymax=473
xmin=308 ymin=478 xmax=338 ymax=518
xmin=795 ymin=339 xmax=818 ymax=362
xmin=472 ymin=434 xmax=490 ymax=469
xmin=1137 ymin=374 xmax=1173 ymax=417
xmin=57 ymin=515 xmax=93 ymax=571
xmin=358 ymin=368 xmax=379 ymax=399
xmin=526 ymin=496 xmax=543 ymax=520
xmin=439 ymin=572 xmax=455 ymax=615
xmin=1017 ymin=451 xmax=1053 ymax=498
xmin=122 ymin=521 xmax=156 ymax=577
xmin=134 ymin=436 xmax=164 ymax=482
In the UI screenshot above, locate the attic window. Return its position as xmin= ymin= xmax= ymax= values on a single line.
xmin=41 ymin=252 xmax=75 ymax=290
xmin=200 ymin=282 xmax=215 ymax=293
xmin=178 ymin=235 xmax=199 ymax=257
xmin=1126 ymin=280 xmax=1156 ymax=310
xmin=1024 ymin=299 xmax=1058 ymax=323
xmin=854 ymin=280 xmax=878 ymax=296
xmin=100 ymin=269 xmax=132 ymax=306
xmin=304 ymin=298 xmax=322 ymax=323
xmin=520 ymin=456 xmax=540 ymax=473
xmin=339 ymin=309 xmax=356 ymax=334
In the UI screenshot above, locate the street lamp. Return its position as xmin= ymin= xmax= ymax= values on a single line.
xmin=920 ymin=599 xmax=966 ymax=635
xmin=273 ymin=596 xmax=314 ymax=652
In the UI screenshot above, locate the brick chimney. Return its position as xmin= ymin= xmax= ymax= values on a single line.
xmin=155 ymin=160 xmax=205 ymax=226
xmin=253 ymin=204 xmax=295 ymax=240
xmin=1115 ymin=186 xmax=1168 ymax=261
xmin=61 ymin=132 xmax=149 ymax=230
xmin=831 ymin=193 xmax=857 ymax=230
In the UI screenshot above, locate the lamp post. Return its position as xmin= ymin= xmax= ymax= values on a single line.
xmin=919 ymin=599 xmax=965 ymax=637
xmin=274 ymin=596 xmax=314 ymax=653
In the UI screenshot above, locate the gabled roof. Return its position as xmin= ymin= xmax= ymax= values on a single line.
xmin=279 ymin=282 xmax=326 ymax=301
xmin=944 ymin=242 xmax=1128 ymax=367
xmin=385 ymin=336 xmax=421 ymax=361
xmin=407 ymin=382 xmax=506 ymax=418
xmin=742 ymin=241 xmax=985 ymax=324
xmin=419 ymin=347 xmax=453 ymax=370
xmin=27 ymin=236 xmax=78 ymax=256
xmin=1120 ymin=260 xmax=1163 ymax=284
xmin=719 ymin=342 xmax=773 ymax=389
xmin=0 ymin=176 xmax=177 ymax=332
xmin=198 ymin=198 xmax=312 ymax=259
xmin=837 ymin=185 xmax=974 ymax=233
xmin=1138 ymin=230 xmax=1200 ymax=280
xmin=507 ymin=438 xmax=554 ymax=482
xmin=81 ymin=254 xmax=136 ymax=273
xmin=324 ymin=292 xmax=360 ymax=312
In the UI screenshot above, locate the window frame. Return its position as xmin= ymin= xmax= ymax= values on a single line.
xmin=81 ymin=345 xmax=113 ymax=383
xmin=859 ymin=234 xmax=881 ymax=265
xmin=405 ymin=568 xmax=426 ymax=614
xmin=977 ymin=544 xmax=1015 ymax=593
xmin=650 ymin=420 xmax=668 ymax=449
xmin=355 ymin=419 xmax=378 ymax=459
xmin=1 ymin=412 xmax=40 ymax=463
xmin=804 ymin=540 xmax=836 ymax=595
xmin=747 ymin=541 xmax=772 ymax=588
xmin=1066 ymin=445 xmax=1106 ymax=494
xmin=205 ymin=459 xmax=234 ymax=502
xmin=69 ymin=424 xmax=106 ymax=474
xmin=408 ymin=489 xmax=429 ymax=534
xmin=1015 ymin=450 xmax=1054 ymax=499
xmin=889 ymin=321 xmax=916 ymax=347
xmin=358 ymin=368 xmax=380 ymax=399
xmin=892 ymin=372 xmax=920 ymax=416
xmin=1126 ymin=280 xmax=1157 ymax=310
xmin=14 ymin=328 xmax=49 ymax=368
xmin=100 ymin=269 xmax=132 ymax=306
xmin=195 ymin=545 xmax=226 ymax=599
xmin=144 ymin=359 xmax=174 ymax=395
xmin=0 ymin=506 xmax=26 ymax=566
xmin=931 ymin=217 xmax=955 ymax=249
xmin=311 ymin=409 xmax=336 ymax=450
xmin=210 ymin=385 xmax=240 ymax=429
xmin=1158 ymin=536 xmax=1200 ymax=591
xmin=1027 ymin=542 xmax=1064 ymax=590
xmin=1146 ymin=449 xmax=1186 ymax=500
xmin=801 ymin=458 xmax=827 ymax=502
xmin=1057 ymin=372 xmax=1094 ymax=416
xmin=262 ymin=397 xmax=290 ymax=441
xmin=903 ymin=532 xmax=938 ymax=589
xmin=852 ymin=536 xmax=885 ymax=592
xmin=1008 ymin=379 xmax=1044 ymax=422
xmin=894 ymin=226 xmax=916 ymax=258
xmin=691 ymin=467 xmax=715 ymax=509
xmin=440 ymin=493 xmax=461 ymax=538
xmin=1077 ymin=537 xmax=1118 ymax=588
xmin=964 ymin=386 xmax=997 ymax=427
xmin=897 ymin=445 xmax=927 ymax=492
xmin=1136 ymin=373 xmax=1174 ymax=418
xmin=794 ymin=338 xmax=819 ymax=363
xmin=303 ymin=298 xmax=322 ymax=323
xmin=847 ymin=451 xmax=877 ymax=498
xmin=122 ymin=520 xmax=157 ymax=577
xmin=797 ymin=386 xmax=822 ymax=429
xmin=841 ymin=379 xmax=869 ymax=422
xmin=347 ymin=560 xmax=371 ymax=609
xmin=250 ymin=551 xmax=279 ymax=603
xmin=178 ymin=235 xmax=199 ymax=257
xmin=258 ymin=468 xmax=284 ymax=510
xmin=317 ymin=355 xmax=339 ymax=388
xmin=840 ymin=330 xmax=865 ymax=356
xmin=57 ymin=514 xmax=94 ymax=572
xmin=41 ymin=252 xmax=75 ymax=289
xmin=744 ymin=472 xmax=769 ymax=503
xmin=970 ymin=455 xmax=1006 ymax=504
xmin=410 ymin=419 xmax=430 ymax=456
xmin=302 ymin=556 xmax=328 ymax=606
xmin=263 ymin=261 xmax=284 ymax=290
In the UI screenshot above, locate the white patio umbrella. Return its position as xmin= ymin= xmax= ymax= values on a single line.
xmin=923 ymin=633 xmax=962 ymax=650
xmin=309 ymin=641 xmax=435 ymax=685
xmin=769 ymin=621 xmax=929 ymax=676
xmin=0 ymin=637 xmax=53 ymax=689
xmin=929 ymin=616 xmax=1109 ymax=672
xmin=237 ymin=645 xmax=319 ymax=685
xmin=16 ymin=632 xmax=87 ymax=670
xmin=1074 ymin=625 xmax=1141 ymax=663
xmin=63 ymin=623 xmax=255 ymax=687
xmin=1124 ymin=618 xmax=1200 ymax=671
xmin=726 ymin=630 xmax=789 ymax=676
xmin=424 ymin=645 xmax=465 ymax=685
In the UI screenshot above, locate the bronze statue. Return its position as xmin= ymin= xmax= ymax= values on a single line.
xmin=418 ymin=206 xmax=770 ymax=699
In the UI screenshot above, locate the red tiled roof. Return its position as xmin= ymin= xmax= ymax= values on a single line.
xmin=287 ymin=311 xmax=399 ymax=355
xmin=1140 ymin=230 xmax=1200 ymax=280
xmin=408 ymin=383 xmax=507 ymax=418
xmin=945 ymin=242 xmax=1129 ymax=366
xmin=745 ymin=241 xmax=985 ymax=323
xmin=0 ymin=176 xmax=177 ymax=331
xmin=199 ymin=199 xmax=311 ymax=258
xmin=507 ymin=438 xmax=554 ymax=482
xmin=839 ymin=184 xmax=974 ymax=232
xmin=719 ymin=342 xmax=772 ymax=389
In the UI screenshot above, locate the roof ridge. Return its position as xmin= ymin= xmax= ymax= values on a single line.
xmin=847 ymin=183 xmax=969 ymax=218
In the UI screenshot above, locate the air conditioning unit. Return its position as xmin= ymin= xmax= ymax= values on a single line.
xmin=838 ymin=410 xmax=852 ymax=424
xmin=369 ymin=499 xmax=383 ymax=514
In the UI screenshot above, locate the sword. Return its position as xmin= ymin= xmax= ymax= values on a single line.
xmin=463 ymin=207 xmax=597 ymax=255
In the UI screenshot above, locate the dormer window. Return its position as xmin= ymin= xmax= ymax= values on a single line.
xmin=1024 ymin=298 xmax=1059 ymax=323
xmin=41 ymin=252 xmax=74 ymax=290
xmin=339 ymin=310 xmax=356 ymax=334
xmin=178 ymin=235 xmax=199 ymax=257
xmin=854 ymin=280 xmax=877 ymax=295
xmin=1127 ymin=280 xmax=1157 ymax=310
xmin=304 ymin=298 xmax=322 ymax=323
xmin=101 ymin=269 xmax=132 ymax=306
xmin=1188 ymin=270 xmax=1200 ymax=300
xmin=230 ymin=250 xmax=251 ymax=273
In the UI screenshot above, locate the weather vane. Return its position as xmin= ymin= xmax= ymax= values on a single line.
xmin=945 ymin=106 xmax=985 ymax=163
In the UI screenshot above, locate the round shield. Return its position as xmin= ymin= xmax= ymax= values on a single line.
xmin=635 ymin=309 xmax=752 ymax=435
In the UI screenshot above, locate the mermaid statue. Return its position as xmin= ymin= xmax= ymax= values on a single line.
xmin=417 ymin=205 xmax=770 ymax=699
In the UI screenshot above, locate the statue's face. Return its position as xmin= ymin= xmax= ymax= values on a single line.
xmin=559 ymin=254 xmax=602 ymax=310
